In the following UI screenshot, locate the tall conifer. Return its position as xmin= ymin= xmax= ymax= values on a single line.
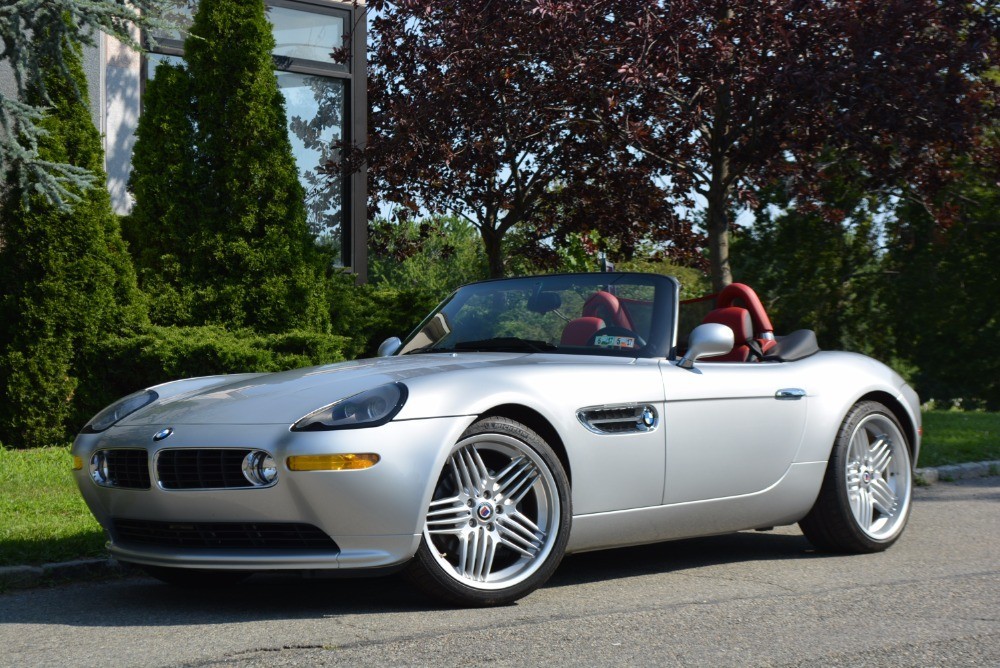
xmin=129 ymin=0 xmax=327 ymax=332
xmin=0 ymin=37 xmax=146 ymax=447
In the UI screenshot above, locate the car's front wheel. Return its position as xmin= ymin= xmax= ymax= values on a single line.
xmin=799 ymin=400 xmax=913 ymax=552
xmin=406 ymin=416 xmax=571 ymax=606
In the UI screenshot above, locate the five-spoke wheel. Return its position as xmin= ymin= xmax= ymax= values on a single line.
xmin=800 ymin=401 xmax=913 ymax=552
xmin=406 ymin=417 xmax=571 ymax=606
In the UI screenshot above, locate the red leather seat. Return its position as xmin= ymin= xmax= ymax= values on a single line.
xmin=560 ymin=317 xmax=606 ymax=346
xmin=701 ymin=306 xmax=754 ymax=362
xmin=716 ymin=283 xmax=778 ymax=356
xmin=582 ymin=292 xmax=633 ymax=330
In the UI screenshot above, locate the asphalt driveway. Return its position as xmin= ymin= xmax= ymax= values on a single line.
xmin=1 ymin=477 xmax=997 ymax=667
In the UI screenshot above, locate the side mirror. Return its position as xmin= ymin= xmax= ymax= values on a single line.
xmin=676 ymin=323 xmax=734 ymax=369
xmin=377 ymin=336 xmax=402 ymax=357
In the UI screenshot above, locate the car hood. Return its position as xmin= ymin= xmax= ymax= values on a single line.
xmin=119 ymin=353 xmax=529 ymax=426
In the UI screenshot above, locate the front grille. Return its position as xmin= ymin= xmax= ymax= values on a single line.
xmin=112 ymin=519 xmax=339 ymax=550
xmin=156 ymin=449 xmax=253 ymax=489
xmin=105 ymin=450 xmax=151 ymax=489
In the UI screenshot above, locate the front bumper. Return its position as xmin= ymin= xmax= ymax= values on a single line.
xmin=72 ymin=415 xmax=476 ymax=570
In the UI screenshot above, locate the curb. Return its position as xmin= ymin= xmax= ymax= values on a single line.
xmin=915 ymin=460 xmax=1000 ymax=485
xmin=2 ymin=463 xmax=997 ymax=592
xmin=0 ymin=557 xmax=125 ymax=592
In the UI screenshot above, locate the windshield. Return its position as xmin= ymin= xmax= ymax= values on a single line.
xmin=397 ymin=273 xmax=678 ymax=358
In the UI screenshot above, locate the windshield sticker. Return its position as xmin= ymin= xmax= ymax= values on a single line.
xmin=594 ymin=335 xmax=636 ymax=349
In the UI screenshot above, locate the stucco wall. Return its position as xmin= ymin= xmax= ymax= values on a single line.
xmin=103 ymin=34 xmax=141 ymax=214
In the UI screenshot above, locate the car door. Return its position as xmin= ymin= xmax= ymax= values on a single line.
xmin=658 ymin=360 xmax=809 ymax=504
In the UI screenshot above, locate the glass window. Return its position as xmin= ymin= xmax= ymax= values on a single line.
xmin=140 ymin=0 xmax=357 ymax=267
xmin=145 ymin=52 xmax=184 ymax=80
xmin=277 ymin=71 xmax=345 ymax=240
xmin=268 ymin=5 xmax=347 ymax=71
xmin=148 ymin=1 xmax=195 ymax=49
xmin=398 ymin=274 xmax=676 ymax=358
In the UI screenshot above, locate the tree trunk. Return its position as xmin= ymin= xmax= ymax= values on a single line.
xmin=481 ymin=225 xmax=505 ymax=278
xmin=707 ymin=26 xmax=734 ymax=294
xmin=706 ymin=181 xmax=733 ymax=293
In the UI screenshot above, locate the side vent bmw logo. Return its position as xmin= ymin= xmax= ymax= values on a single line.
xmin=153 ymin=428 xmax=174 ymax=442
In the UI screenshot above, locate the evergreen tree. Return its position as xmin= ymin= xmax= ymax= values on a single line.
xmin=0 ymin=37 xmax=147 ymax=448
xmin=124 ymin=62 xmax=198 ymax=323
xmin=129 ymin=0 xmax=328 ymax=333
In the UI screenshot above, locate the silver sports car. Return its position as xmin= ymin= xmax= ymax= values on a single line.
xmin=72 ymin=272 xmax=920 ymax=606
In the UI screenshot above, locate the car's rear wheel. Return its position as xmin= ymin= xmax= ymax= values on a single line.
xmin=406 ymin=416 xmax=571 ymax=606
xmin=138 ymin=565 xmax=252 ymax=587
xmin=799 ymin=401 xmax=913 ymax=552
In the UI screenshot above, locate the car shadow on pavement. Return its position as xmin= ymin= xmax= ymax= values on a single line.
xmin=0 ymin=529 xmax=833 ymax=627
xmin=548 ymin=530 xmax=819 ymax=590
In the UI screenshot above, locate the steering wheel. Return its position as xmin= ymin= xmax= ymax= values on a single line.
xmin=586 ymin=326 xmax=646 ymax=350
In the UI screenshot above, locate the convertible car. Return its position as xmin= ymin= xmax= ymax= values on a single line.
xmin=72 ymin=272 xmax=919 ymax=606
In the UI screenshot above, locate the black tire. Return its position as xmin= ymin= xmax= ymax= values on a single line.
xmin=138 ymin=565 xmax=252 ymax=588
xmin=405 ymin=416 xmax=572 ymax=607
xmin=799 ymin=400 xmax=913 ymax=553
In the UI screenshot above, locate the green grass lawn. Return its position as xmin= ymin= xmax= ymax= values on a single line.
xmin=1 ymin=410 xmax=997 ymax=569
xmin=0 ymin=447 xmax=106 ymax=567
xmin=918 ymin=410 xmax=1000 ymax=468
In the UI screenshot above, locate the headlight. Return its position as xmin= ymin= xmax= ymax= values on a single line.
xmin=292 ymin=383 xmax=408 ymax=431
xmin=82 ymin=389 xmax=159 ymax=433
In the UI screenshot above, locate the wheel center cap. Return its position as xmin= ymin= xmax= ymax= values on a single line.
xmin=862 ymin=470 xmax=872 ymax=484
xmin=476 ymin=502 xmax=494 ymax=522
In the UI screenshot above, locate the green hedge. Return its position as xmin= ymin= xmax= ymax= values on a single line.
xmin=71 ymin=325 xmax=348 ymax=432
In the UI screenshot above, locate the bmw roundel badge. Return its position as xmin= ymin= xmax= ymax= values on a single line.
xmin=641 ymin=407 xmax=656 ymax=428
xmin=153 ymin=427 xmax=174 ymax=442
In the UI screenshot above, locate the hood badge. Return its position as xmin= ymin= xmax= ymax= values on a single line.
xmin=153 ymin=428 xmax=174 ymax=442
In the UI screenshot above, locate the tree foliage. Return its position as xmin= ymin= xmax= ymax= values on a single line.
xmin=736 ymin=137 xmax=1000 ymax=408
xmin=330 ymin=215 xmax=489 ymax=358
xmin=733 ymin=173 xmax=897 ymax=360
xmin=0 ymin=37 xmax=146 ymax=448
xmin=884 ymin=150 xmax=1000 ymax=409
xmin=365 ymin=0 xmax=700 ymax=278
xmin=0 ymin=0 xmax=171 ymax=209
xmin=128 ymin=0 xmax=328 ymax=333
xmin=539 ymin=0 xmax=998 ymax=291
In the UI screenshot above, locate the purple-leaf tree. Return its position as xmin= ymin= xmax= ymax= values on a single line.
xmin=540 ymin=0 xmax=998 ymax=290
xmin=363 ymin=0 xmax=700 ymax=277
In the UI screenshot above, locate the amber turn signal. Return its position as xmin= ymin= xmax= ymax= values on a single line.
xmin=286 ymin=453 xmax=380 ymax=471
xmin=72 ymin=456 xmax=84 ymax=470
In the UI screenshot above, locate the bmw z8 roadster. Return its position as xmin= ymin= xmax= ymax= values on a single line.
xmin=73 ymin=273 xmax=919 ymax=606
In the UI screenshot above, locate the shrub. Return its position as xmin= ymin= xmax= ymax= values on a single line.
xmin=328 ymin=217 xmax=488 ymax=358
xmin=73 ymin=325 xmax=349 ymax=429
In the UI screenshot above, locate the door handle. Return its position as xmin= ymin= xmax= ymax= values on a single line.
xmin=775 ymin=388 xmax=806 ymax=400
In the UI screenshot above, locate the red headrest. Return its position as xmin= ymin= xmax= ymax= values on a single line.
xmin=716 ymin=283 xmax=773 ymax=336
xmin=703 ymin=307 xmax=753 ymax=343
xmin=582 ymin=291 xmax=632 ymax=329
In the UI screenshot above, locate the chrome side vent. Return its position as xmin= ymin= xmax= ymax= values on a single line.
xmin=577 ymin=404 xmax=659 ymax=435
